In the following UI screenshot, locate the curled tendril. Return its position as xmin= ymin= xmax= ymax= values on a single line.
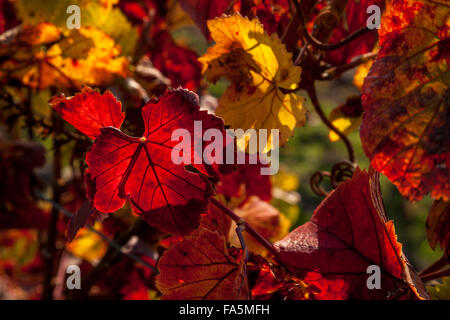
xmin=310 ymin=171 xmax=331 ymax=197
xmin=330 ymin=160 xmax=356 ymax=188
xmin=310 ymin=161 xmax=356 ymax=197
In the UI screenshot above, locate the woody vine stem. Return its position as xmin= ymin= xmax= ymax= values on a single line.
xmin=209 ymin=198 xmax=282 ymax=261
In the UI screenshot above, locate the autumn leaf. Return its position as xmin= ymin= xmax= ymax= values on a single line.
xmin=66 ymin=222 xmax=108 ymax=264
xmin=249 ymin=255 xmax=313 ymax=300
xmin=216 ymin=154 xmax=272 ymax=202
xmin=50 ymin=87 xmax=125 ymax=140
xmin=85 ymin=88 xmax=229 ymax=235
xmin=328 ymin=96 xmax=363 ymax=142
xmin=360 ymin=0 xmax=449 ymax=201
xmin=178 ymin=0 xmax=233 ymax=37
xmin=15 ymin=0 xmax=138 ymax=55
xmin=148 ymin=30 xmax=202 ymax=90
xmin=66 ymin=199 xmax=102 ymax=242
xmin=200 ymin=203 xmax=233 ymax=238
xmin=248 ymin=0 xmax=291 ymax=36
xmin=178 ymin=0 xmax=291 ymax=37
xmin=199 ymin=14 xmax=305 ymax=152
xmin=156 ymin=226 xmax=248 ymax=299
xmin=353 ymin=60 xmax=373 ymax=91
xmin=426 ymin=200 xmax=449 ymax=257
xmin=274 ymin=168 xmax=430 ymax=300
xmin=0 ymin=24 xmax=128 ymax=89
xmin=324 ymin=0 xmax=383 ymax=65
xmin=229 ymin=196 xmax=290 ymax=255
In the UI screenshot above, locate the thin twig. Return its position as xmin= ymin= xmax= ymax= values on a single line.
xmin=420 ymin=268 xmax=450 ymax=282
xmin=419 ymin=255 xmax=448 ymax=277
xmin=210 ymin=198 xmax=281 ymax=260
xmin=294 ymin=39 xmax=309 ymax=66
xmin=320 ymin=51 xmax=378 ymax=80
xmin=308 ymin=85 xmax=355 ymax=163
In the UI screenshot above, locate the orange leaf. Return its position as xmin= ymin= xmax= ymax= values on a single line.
xmin=360 ymin=0 xmax=449 ymax=201
xmin=156 ymin=227 xmax=249 ymax=299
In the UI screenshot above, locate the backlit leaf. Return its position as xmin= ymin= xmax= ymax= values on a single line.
xmin=156 ymin=226 xmax=249 ymax=299
xmin=199 ymin=14 xmax=305 ymax=152
xmin=426 ymin=200 xmax=449 ymax=257
xmin=0 ymin=24 xmax=128 ymax=89
xmin=360 ymin=0 xmax=449 ymax=201
xmin=86 ymin=88 xmax=228 ymax=235
xmin=274 ymin=168 xmax=430 ymax=300
xmin=50 ymin=87 xmax=125 ymax=140
xmin=328 ymin=96 xmax=363 ymax=142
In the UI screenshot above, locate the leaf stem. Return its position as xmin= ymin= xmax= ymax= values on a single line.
xmin=419 ymin=255 xmax=449 ymax=277
xmin=420 ymin=268 xmax=450 ymax=282
xmin=210 ymin=198 xmax=281 ymax=260
xmin=320 ymin=51 xmax=377 ymax=80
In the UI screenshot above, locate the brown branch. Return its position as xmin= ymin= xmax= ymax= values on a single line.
xmin=420 ymin=255 xmax=449 ymax=277
xmin=41 ymin=110 xmax=63 ymax=300
xmin=420 ymin=268 xmax=450 ymax=282
xmin=308 ymin=85 xmax=355 ymax=163
xmin=320 ymin=51 xmax=378 ymax=80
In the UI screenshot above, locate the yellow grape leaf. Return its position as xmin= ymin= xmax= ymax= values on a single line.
xmin=66 ymin=222 xmax=108 ymax=264
xmin=0 ymin=23 xmax=128 ymax=89
xmin=328 ymin=96 xmax=363 ymax=142
xmin=16 ymin=22 xmax=61 ymax=45
xmin=199 ymin=14 xmax=305 ymax=152
xmin=15 ymin=0 xmax=137 ymax=55
xmin=353 ymin=60 xmax=373 ymax=91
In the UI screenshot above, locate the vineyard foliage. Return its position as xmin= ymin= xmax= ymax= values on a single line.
xmin=0 ymin=0 xmax=448 ymax=300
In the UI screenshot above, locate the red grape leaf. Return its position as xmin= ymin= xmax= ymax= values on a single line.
xmin=148 ymin=30 xmax=202 ymax=90
xmin=50 ymin=87 xmax=125 ymax=140
xmin=86 ymin=88 xmax=227 ymax=235
xmin=178 ymin=0 xmax=233 ymax=37
xmin=217 ymin=154 xmax=271 ymax=202
xmin=249 ymin=255 xmax=314 ymax=300
xmin=325 ymin=0 xmax=384 ymax=65
xmin=159 ymin=202 xmax=234 ymax=249
xmin=360 ymin=0 xmax=449 ymax=201
xmin=274 ymin=168 xmax=430 ymax=300
xmin=426 ymin=200 xmax=450 ymax=258
xmin=200 ymin=203 xmax=233 ymax=238
xmin=156 ymin=226 xmax=249 ymax=299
